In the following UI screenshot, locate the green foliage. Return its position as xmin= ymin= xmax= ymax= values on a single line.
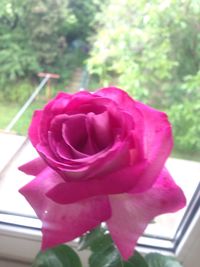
xmin=167 ymin=72 xmax=200 ymax=152
xmin=0 ymin=98 xmax=46 ymax=134
xmin=67 ymin=0 xmax=106 ymax=42
xmin=0 ymin=102 xmax=20 ymax=130
xmin=25 ymin=0 xmax=70 ymax=69
xmin=79 ymin=227 xmax=149 ymax=267
xmin=32 ymin=244 xmax=82 ymax=267
xmin=0 ymin=80 xmax=34 ymax=104
xmin=0 ymin=33 xmax=39 ymax=83
xmin=0 ymin=0 xmax=105 ymax=96
xmin=0 ymin=1 xmax=39 ymax=86
xmin=88 ymin=0 xmax=200 ymax=155
xmin=146 ymin=253 xmax=183 ymax=267
xmin=78 ymin=226 xmax=108 ymax=251
xmin=78 ymin=226 xmax=182 ymax=267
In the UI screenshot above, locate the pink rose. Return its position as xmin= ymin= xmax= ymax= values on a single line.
xmin=19 ymin=87 xmax=185 ymax=259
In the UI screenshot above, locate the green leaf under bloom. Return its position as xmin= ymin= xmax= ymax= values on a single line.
xmin=84 ymin=228 xmax=148 ymax=267
xmin=124 ymin=251 xmax=149 ymax=267
xmin=89 ymin=241 xmax=121 ymax=267
xmin=32 ymin=244 xmax=82 ymax=267
xmin=78 ymin=226 xmax=107 ymax=251
xmin=145 ymin=253 xmax=183 ymax=267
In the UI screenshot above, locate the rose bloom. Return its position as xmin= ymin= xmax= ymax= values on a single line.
xmin=19 ymin=87 xmax=185 ymax=260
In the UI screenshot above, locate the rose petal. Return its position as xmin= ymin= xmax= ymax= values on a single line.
xmin=106 ymin=168 xmax=186 ymax=260
xmin=50 ymin=92 xmax=72 ymax=113
xmin=49 ymin=113 xmax=88 ymax=159
xmin=19 ymin=167 xmax=111 ymax=250
xmin=62 ymin=120 xmax=90 ymax=158
xmin=86 ymin=111 xmax=113 ymax=151
xmin=46 ymin=161 xmax=146 ymax=204
xmin=66 ymin=91 xmax=107 ymax=114
xmin=29 ymin=110 xmax=43 ymax=146
xmin=97 ymin=87 xmax=173 ymax=192
xmin=97 ymin=87 xmax=145 ymax=161
xmin=131 ymin=101 xmax=173 ymax=191
xmin=48 ymin=132 xmax=74 ymax=161
xmin=96 ymin=87 xmax=137 ymax=113
xmin=38 ymin=92 xmax=72 ymax=144
xmin=18 ymin=157 xmax=47 ymax=176
xmin=37 ymin=132 xmax=132 ymax=181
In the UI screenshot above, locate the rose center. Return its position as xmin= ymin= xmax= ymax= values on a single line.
xmin=62 ymin=111 xmax=115 ymax=156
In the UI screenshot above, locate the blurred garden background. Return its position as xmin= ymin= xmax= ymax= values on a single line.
xmin=0 ymin=0 xmax=200 ymax=160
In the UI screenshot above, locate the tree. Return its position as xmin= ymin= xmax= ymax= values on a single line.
xmin=0 ymin=0 xmax=105 ymax=83
xmin=88 ymin=0 xmax=200 ymax=154
xmin=0 ymin=0 xmax=39 ymax=84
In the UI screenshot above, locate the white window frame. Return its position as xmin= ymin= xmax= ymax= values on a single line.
xmin=0 ymin=205 xmax=199 ymax=267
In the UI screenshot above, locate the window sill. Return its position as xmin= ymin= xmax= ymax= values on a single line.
xmin=0 ymin=222 xmax=90 ymax=266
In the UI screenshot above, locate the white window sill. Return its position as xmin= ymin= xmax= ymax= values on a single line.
xmin=0 ymin=221 xmax=91 ymax=266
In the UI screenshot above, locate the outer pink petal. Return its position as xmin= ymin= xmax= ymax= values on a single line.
xmin=96 ymin=87 xmax=137 ymax=113
xmin=106 ymin=168 xmax=186 ymax=260
xmin=46 ymin=162 xmax=146 ymax=204
xmin=97 ymin=87 xmax=174 ymax=192
xmin=132 ymin=101 xmax=173 ymax=191
xmin=19 ymin=157 xmax=47 ymax=176
xmin=37 ymin=92 xmax=72 ymax=144
xmin=29 ymin=110 xmax=43 ymax=146
xmin=19 ymin=167 xmax=111 ymax=250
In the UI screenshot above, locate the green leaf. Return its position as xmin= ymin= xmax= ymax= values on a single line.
xmin=78 ymin=226 xmax=107 ymax=251
xmin=80 ymin=227 xmax=148 ymax=267
xmin=32 ymin=245 xmax=82 ymax=267
xmin=124 ymin=251 xmax=149 ymax=267
xmin=89 ymin=234 xmax=113 ymax=252
xmin=146 ymin=253 xmax=183 ymax=267
xmin=88 ymin=231 xmax=148 ymax=267
xmin=89 ymin=241 xmax=121 ymax=267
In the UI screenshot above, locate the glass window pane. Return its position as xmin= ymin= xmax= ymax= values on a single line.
xmin=144 ymin=158 xmax=200 ymax=239
xmin=0 ymin=137 xmax=37 ymax=218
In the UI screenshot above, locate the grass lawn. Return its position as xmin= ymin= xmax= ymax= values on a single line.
xmin=0 ymin=99 xmax=46 ymax=136
xmin=0 ymin=102 xmax=20 ymax=130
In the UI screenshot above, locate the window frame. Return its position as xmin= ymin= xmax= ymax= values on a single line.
xmin=0 ymin=185 xmax=199 ymax=266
